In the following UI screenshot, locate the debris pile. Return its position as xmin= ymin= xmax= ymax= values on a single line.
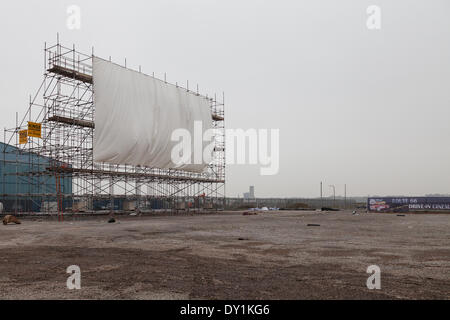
xmin=2 ymin=215 xmax=21 ymax=225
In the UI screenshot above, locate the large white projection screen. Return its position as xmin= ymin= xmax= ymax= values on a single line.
xmin=92 ymin=57 xmax=213 ymax=173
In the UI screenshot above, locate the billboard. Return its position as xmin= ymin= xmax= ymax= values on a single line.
xmin=92 ymin=57 xmax=212 ymax=173
xmin=368 ymin=197 xmax=450 ymax=212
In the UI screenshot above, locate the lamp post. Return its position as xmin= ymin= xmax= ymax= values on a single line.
xmin=329 ymin=185 xmax=336 ymax=208
xmin=320 ymin=181 xmax=323 ymax=209
xmin=344 ymin=184 xmax=346 ymax=210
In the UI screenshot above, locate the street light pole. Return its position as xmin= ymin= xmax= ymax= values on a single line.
xmin=320 ymin=181 xmax=323 ymax=209
xmin=329 ymin=185 xmax=336 ymax=208
xmin=344 ymin=184 xmax=347 ymax=210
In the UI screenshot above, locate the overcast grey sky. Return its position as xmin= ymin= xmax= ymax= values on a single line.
xmin=1 ymin=0 xmax=449 ymax=198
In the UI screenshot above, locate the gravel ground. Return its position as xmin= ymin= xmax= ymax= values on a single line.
xmin=0 ymin=210 xmax=448 ymax=299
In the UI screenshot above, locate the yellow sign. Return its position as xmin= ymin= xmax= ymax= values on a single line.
xmin=19 ymin=130 xmax=28 ymax=144
xmin=27 ymin=122 xmax=41 ymax=138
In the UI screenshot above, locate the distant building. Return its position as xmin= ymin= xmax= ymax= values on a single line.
xmin=0 ymin=142 xmax=72 ymax=212
xmin=243 ymin=186 xmax=255 ymax=199
xmin=249 ymin=186 xmax=255 ymax=198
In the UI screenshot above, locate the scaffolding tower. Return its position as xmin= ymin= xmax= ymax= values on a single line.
xmin=1 ymin=39 xmax=225 ymax=215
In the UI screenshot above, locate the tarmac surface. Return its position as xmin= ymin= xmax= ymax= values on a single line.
xmin=0 ymin=210 xmax=448 ymax=299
